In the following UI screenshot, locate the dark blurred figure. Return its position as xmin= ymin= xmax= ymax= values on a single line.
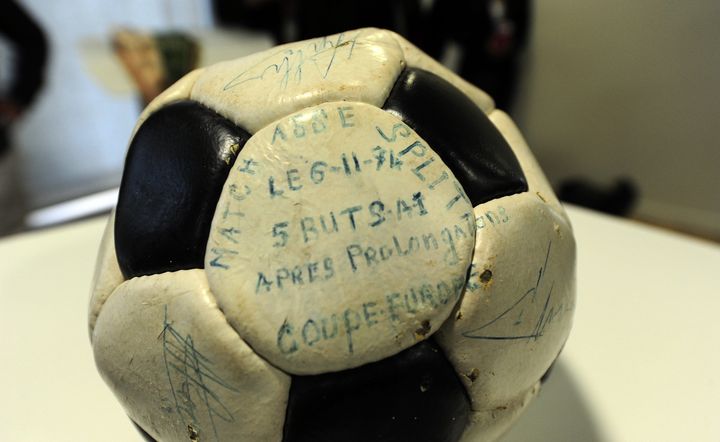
xmin=0 ymin=0 xmax=48 ymax=234
xmin=212 ymin=0 xmax=530 ymax=110
xmin=281 ymin=0 xmax=422 ymax=45
xmin=424 ymin=0 xmax=531 ymax=111
xmin=214 ymin=0 xmax=286 ymax=40
xmin=0 ymin=0 xmax=48 ymax=151
xmin=559 ymin=178 xmax=638 ymax=217
xmin=214 ymin=0 xmax=422 ymax=44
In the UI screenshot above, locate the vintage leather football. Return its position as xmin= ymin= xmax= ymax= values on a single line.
xmin=89 ymin=28 xmax=575 ymax=442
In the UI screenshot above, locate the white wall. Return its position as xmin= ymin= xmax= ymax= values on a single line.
xmin=514 ymin=1 xmax=720 ymax=238
xmin=13 ymin=0 xmax=213 ymax=208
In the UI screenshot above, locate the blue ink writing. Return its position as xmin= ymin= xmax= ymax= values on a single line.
xmin=462 ymin=242 xmax=571 ymax=341
xmin=161 ymin=306 xmax=239 ymax=442
xmin=276 ymin=276 xmax=466 ymax=355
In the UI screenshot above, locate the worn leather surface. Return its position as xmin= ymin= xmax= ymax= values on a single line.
xmin=115 ymin=101 xmax=251 ymax=278
xmin=384 ymin=68 xmax=528 ymax=206
xmin=282 ymin=339 xmax=470 ymax=442
xmin=112 ymin=80 xmax=530 ymax=441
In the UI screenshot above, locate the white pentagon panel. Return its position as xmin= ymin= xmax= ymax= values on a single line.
xmin=92 ymin=270 xmax=290 ymax=442
xmin=206 ymin=101 xmax=476 ymax=375
xmin=190 ymin=28 xmax=405 ymax=133
xmin=434 ymin=111 xmax=575 ymax=437
xmin=87 ymin=212 xmax=123 ymax=337
xmin=435 ymin=191 xmax=575 ymax=410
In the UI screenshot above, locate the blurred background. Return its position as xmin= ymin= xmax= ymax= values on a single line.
xmin=1 ymin=0 xmax=718 ymax=241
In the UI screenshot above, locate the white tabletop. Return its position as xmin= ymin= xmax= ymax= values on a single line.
xmin=2 ymin=205 xmax=719 ymax=441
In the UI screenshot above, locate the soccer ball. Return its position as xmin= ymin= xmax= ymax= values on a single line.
xmin=89 ymin=28 xmax=575 ymax=442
